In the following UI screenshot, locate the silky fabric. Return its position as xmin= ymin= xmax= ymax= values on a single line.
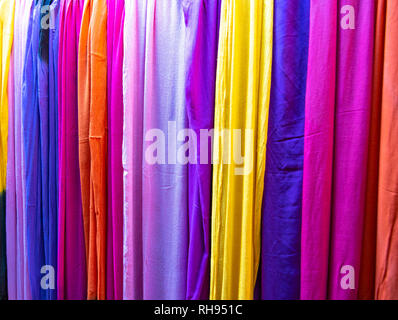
xmin=78 ymin=0 xmax=107 ymax=300
xmin=375 ymin=0 xmax=398 ymax=300
xmin=261 ymin=0 xmax=309 ymax=300
xmin=184 ymin=0 xmax=221 ymax=300
xmin=210 ymin=0 xmax=273 ymax=300
xmin=123 ymin=0 xmax=192 ymax=299
xmin=300 ymin=1 xmax=337 ymax=300
xmin=5 ymin=0 xmax=33 ymax=301
xmin=5 ymin=21 xmax=16 ymax=300
xmin=359 ymin=0 xmax=386 ymax=300
xmin=23 ymin=0 xmax=47 ymax=300
xmin=106 ymin=0 xmax=123 ymax=301
xmin=328 ymin=0 xmax=375 ymax=300
xmin=0 ymin=0 xmax=15 ymax=300
xmin=57 ymin=0 xmax=87 ymax=300
xmin=37 ymin=0 xmax=60 ymax=300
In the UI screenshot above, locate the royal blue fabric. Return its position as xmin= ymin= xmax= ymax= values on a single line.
xmin=23 ymin=0 xmax=43 ymax=300
xmin=261 ymin=0 xmax=310 ymax=300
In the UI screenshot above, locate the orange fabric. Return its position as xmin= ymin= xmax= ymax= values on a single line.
xmin=78 ymin=0 xmax=107 ymax=300
xmin=359 ymin=0 xmax=386 ymax=300
xmin=375 ymin=0 xmax=398 ymax=300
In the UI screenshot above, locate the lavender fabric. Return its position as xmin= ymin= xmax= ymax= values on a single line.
xmin=123 ymin=0 xmax=220 ymax=300
xmin=6 ymin=0 xmax=34 ymax=300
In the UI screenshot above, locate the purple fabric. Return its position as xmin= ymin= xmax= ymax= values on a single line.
xmin=185 ymin=0 xmax=221 ymax=300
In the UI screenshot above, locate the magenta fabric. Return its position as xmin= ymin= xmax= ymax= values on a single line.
xmin=57 ymin=0 xmax=87 ymax=300
xmin=106 ymin=0 xmax=124 ymax=301
xmin=328 ymin=0 xmax=375 ymax=300
xmin=301 ymin=0 xmax=337 ymax=300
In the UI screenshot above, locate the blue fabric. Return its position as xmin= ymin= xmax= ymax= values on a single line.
xmin=261 ymin=0 xmax=310 ymax=300
xmin=23 ymin=0 xmax=59 ymax=300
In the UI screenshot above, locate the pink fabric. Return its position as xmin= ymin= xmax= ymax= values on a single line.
xmin=301 ymin=0 xmax=337 ymax=300
xmin=328 ymin=0 xmax=375 ymax=300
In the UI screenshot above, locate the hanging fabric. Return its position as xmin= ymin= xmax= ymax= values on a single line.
xmin=261 ymin=0 xmax=309 ymax=300
xmin=210 ymin=0 xmax=273 ymax=300
xmin=0 ymin=0 xmax=15 ymax=301
xmin=123 ymin=0 xmax=190 ymax=300
xmin=57 ymin=0 xmax=87 ymax=300
xmin=23 ymin=0 xmax=45 ymax=300
xmin=328 ymin=0 xmax=375 ymax=300
xmin=184 ymin=0 xmax=221 ymax=300
xmin=106 ymin=0 xmax=124 ymax=301
xmin=78 ymin=0 xmax=107 ymax=300
xmin=375 ymin=0 xmax=398 ymax=300
xmin=359 ymin=0 xmax=386 ymax=300
xmin=301 ymin=1 xmax=337 ymax=300
xmin=6 ymin=0 xmax=33 ymax=301
xmin=37 ymin=0 xmax=60 ymax=300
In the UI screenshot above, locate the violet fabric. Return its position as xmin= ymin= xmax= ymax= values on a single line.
xmin=261 ymin=0 xmax=309 ymax=300
xmin=106 ymin=0 xmax=124 ymax=301
xmin=301 ymin=1 xmax=337 ymax=300
xmin=57 ymin=0 xmax=87 ymax=300
xmin=184 ymin=0 xmax=221 ymax=300
xmin=23 ymin=0 xmax=44 ymax=300
xmin=328 ymin=0 xmax=375 ymax=300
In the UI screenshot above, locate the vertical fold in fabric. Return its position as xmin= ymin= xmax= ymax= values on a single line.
xmin=0 ymin=0 xmax=15 ymax=301
xmin=328 ymin=0 xmax=375 ymax=300
xmin=184 ymin=0 xmax=221 ymax=300
xmin=261 ymin=0 xmax=309 ymax=300
xmin=210 ymin=0 xmax=273 ymax=300
xmin=106 ymin=0 xmax=124 ymax=301
xmin=301 ymin=0 xmax=337 ymax=300
xmin=57 ymin=0 xmax=87 ymax=300
xmin=375 ymin=0 xmax=398 ymax=300
xmin=359 ymin=0 xmax=386 ymax=300
xmin=78 ymin=0 xmax=107 ymax=301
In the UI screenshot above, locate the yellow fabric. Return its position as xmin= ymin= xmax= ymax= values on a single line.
xmin=0 ymin=0 xmax=15 ymax=192
xmin=210 ymin=0 xmax=273 ymax=300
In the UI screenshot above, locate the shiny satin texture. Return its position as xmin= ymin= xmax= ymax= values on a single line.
xmin=301 ymin=1 xmax=337 ymax=300
xmin=6 ymin=0 xmax=33 ymax=301
xmin=123 ymin=0 xmax=189 ymax=300
xmin=78 ymin=0 xmax=107 ymax=301
xmin=375 ymin=0 xmax=398 ymax=300
xmin=210 ymin=0 xmax=273 ymax=300
xmin=328 ymin=0 xmax=375 ymax=300
xmin=359 ymin=0 xmax=386 ymax=300
xmin=184 ymin=0 xmax=221 ymax=300
xmin=57 ymin=0 xmax=87 ymax=300
xmin=0 ymin=0 xmax=15 ymax=301
xmin=261 ymin=0 xmax=309 ymax=300
xmin=106 ymin=0 xmax=123 ymax=301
